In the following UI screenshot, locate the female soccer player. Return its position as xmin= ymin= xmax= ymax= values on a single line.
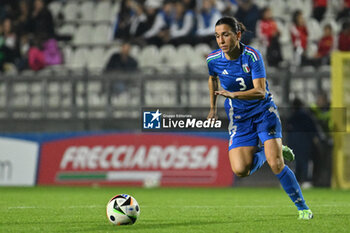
xmin=207 ymin=16 xmax=313 ymax=220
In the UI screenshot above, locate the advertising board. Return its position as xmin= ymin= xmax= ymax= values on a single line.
xmin=0 ymin=137 xmax=39 ymax=186
xmin=38 ymin=133 xmax=233 ymax=186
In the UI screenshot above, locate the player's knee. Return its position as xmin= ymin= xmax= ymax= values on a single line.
xmin=268 ymin=159 xmax=284 ymax=174
xmin=231 ymin=167 xmax=250 ymax=177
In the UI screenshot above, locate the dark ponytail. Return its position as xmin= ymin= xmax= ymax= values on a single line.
xmin=215 ymin=16 xmax=246 ymax=34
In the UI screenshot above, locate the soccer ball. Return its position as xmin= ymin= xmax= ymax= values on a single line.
xmin=106 ymin=194 xmax=140 ymax=225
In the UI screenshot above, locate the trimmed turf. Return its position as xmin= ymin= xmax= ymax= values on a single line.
xmin=0 ymin=187 xmax=349 ymax=233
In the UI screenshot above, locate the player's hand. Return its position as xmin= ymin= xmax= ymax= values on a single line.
xmin=215 ymin=90 xmax=235 ymax=98
xmin=207 ymin=109 xmax=218 ymax=120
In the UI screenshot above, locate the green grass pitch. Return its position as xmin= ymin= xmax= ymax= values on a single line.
xmin=1 ymin=187 xmax=349 ymax=233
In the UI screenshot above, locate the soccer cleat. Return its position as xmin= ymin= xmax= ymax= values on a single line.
xmin=282 ymin=145 xmax=295 ymax=162
xmin=298 ymin=209 xmax=313 ymax=220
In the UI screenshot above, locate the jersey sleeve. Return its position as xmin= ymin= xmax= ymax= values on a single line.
xmin=207 ymin=60 xmax=215 ymax=76
xmin=248 ymin=48 xmax=266 ymax=80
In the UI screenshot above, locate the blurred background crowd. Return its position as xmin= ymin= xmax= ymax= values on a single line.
xmin=0 ymin=0 xmax=349 ymax=74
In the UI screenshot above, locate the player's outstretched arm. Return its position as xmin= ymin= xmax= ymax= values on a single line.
xmin=215 ymin=78 xmax=266 ymax=100
xmin=208 ymin=75 xmax=219 ymax=119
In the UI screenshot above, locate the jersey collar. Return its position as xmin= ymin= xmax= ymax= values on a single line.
xmin=222 ymin=42 xmax=246 ymax=61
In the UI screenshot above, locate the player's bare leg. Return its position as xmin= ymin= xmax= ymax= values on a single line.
xmin=228 ymin=146 xmax=257 ymax=177
xmin=264 ymin=138 xmax=284 ymax=174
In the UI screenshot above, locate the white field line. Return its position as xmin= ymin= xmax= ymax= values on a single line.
xmin=5 ymin=203 xmax=350 ymax=210
xmin=7 ymin=205 xmax=103 ymax=209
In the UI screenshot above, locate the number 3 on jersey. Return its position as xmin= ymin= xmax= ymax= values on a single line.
xmin=236 ymin=77 xmax=247 ymax=90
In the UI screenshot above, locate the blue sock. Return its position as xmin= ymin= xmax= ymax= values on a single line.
xmin=276 ymin=165 xmax=309 ymax=210
xmin=249 ymin=147 xmax=266 ymax=175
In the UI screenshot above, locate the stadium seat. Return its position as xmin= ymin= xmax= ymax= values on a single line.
xmin=111 ymin=1 xmax=121 ymax=18
xmin=276 ymin=20 xmax=290 ymax=44
xmin=176 ymin=44 xmax=193 ymax=70
xmin=13 ymin=83 xmax=27 ymax=94
xmin=145 ymin=80 xmax=177 ymax=106
xmin=254 ymin=0 xmax=268 ymax=9
xmin=62 ymin=1 xmax=80 ymax=21
xmin=94 ymin=1 xmax=112 ymax=22
xmin=47 ymin=95 xmax=60 ymax=108
xmin=139 ymin=45 xmax=160 ymax=72
xmin=88 ymin=81 xmax=102 ymax=93
xmin=57 ymin=24 xmax=75 ymax=37
xmin=48 ymin=82 xmax=60 ymax=94
xmin=80 ymin=1 xmax=95 ymax=21
xmin=92 ymin=24 xmax=112 ymax=44
xmin=31 ymin=95 xmax=43 ymax=108
xmin=69 ymin=47 xmax=90 ymax=71
xmin=300 ymin=0 xmax=313 ymax=19
xmin=48 ymin=1 xmax=62 ymax=20
xmin=0 ymin=85 xmax=5 ymax=107
xmin=88 ymin=94 xmax=106 ymax=108
xmin=306 ymin=42 xmax=318 ymax=58
xmin=62 ymin=45 xmax=74 ymax=67
xmin=285 ymin=0 xmax=303 ymax=14
xmin=191 ymin=43 xmax=212 ymax=72
xmin=73 ymin=24 xmax=93 ymax=45
xmin=194 ymin=43 xmax=211 ymax=54
xmin=268 ymin=0 xmax=287 ymax=20
xmin=130 ymin=45 xmax=140 ymax=60
xmin=280 ymin=43 xmax=294 ymax=62
xmin=325 ymin=0 xmax=342 ymax=19
xmin=158 ymin=44 xmax=177 ymax=72
xmin=87 ymin=47 xmax=106 ymax=74
xmin=321 ymin=75 xmax=331 ymax=92
xmin=307 ymin=18 xmax=322 ymax=42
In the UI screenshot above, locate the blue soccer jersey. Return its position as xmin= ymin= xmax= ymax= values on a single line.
xmin=207 ymin=43 xmax=276 ymax=119
xmin=207 ymin=43 xmax=282 ymax=149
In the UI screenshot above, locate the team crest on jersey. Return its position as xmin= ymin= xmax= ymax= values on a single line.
xmin=242 ymin=64 xmax=250 ymax=73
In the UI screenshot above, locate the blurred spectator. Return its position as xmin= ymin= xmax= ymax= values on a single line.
xmin=195 ymin=0 xmax=221 ymax=46
xmin=143 ymin=0 xmax=174 ymax=46
xmin=13 ymin=0 xmax=30 ymax=37
xmin=312 ymin=0 xmax=327 ymax=22
xmin=28 ymin=0 xmax=55 ymax=40
xmin=182 ymin=0 xmax=196 ymax=10
xmin=256 ymin=7 xmax=282 ymax=67
xmin=0 ymin=0 xmax=17 ymax=21
xmin=337 ymin=0 xmax=350 ymax=21
xmin=169 ymin=0 xmax=196 ymax=46
xmin=113 ymin=0 xmax=134 ymax=40
xmin=313 ymin=24 xmax=334 ymax=65
xmin=310 ymin=92 xmax=332 ymax=138
xmin=286 ymin=98 xmax=318 ymax=187
xmin=1 ymin=18 xmax=18 ymax=70
xmin=309 ymin=92 xmax=333 ymax=187
xmin=129 ymin=1 xmax=148 ymax=39
xmin=105 ymin=42 xmax=138 ymax=72
xmin=0 ymin=23 xmax=5 ymax=71
xmin=129 ymin=0 xmax=160 ymax=46
xmin=290 ymin=10 xmax=309 ymax=65
xmin=2 ymin=18 xmax=17 ymax=54
xmin=16 ymin=33 xmax=30 ymax=71
xmin=42 ymin=38 xmax=63 ymax=66
xmin=28 ymin=39 xmax=45 ymax=71
xmin=235 ymin=0 xmax=259 ymax=44
xmin=338 ymin=20 xmax=350 ymax=51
